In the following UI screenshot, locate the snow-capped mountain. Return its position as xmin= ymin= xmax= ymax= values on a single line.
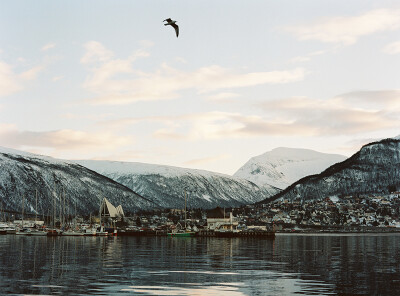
xmin=0 ymin=147 xmax=158 ymax=215
xmin=234 ymin=147 xmax=347 ymax=190
xmin=75 ymin=160 xmax=279 ymax=209
xmin=260 ymin=138 xmax=400 ymax=203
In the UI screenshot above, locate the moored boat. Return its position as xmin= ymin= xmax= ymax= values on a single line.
xmin=62 ymin=230 xmax=84 ymax=236
xmin=16 ymin=228 xmax=32 ymax=236
xmin=83 ymin=228 xmax=97 ymax=236
xmin=167 ymin=231 xmax=195 ymax=237
xmin=30 ymin=230 xmax=47 ymax=236
xmin=215 ymin=229 xmax=275 ymax=238
xmin=6 ymin=228 xmax=16 ymax=234
xmin=0 ymin=223 xmax=10 ymax=235
xmin=47 ymin=229 xmax=61 ymax=236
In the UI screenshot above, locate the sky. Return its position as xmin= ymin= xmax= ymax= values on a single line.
xmin=0 ymin=0 xmax=400 ymax=175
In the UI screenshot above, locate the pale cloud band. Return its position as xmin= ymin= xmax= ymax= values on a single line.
xmin=81 ymin=41 xmax=306 ymax=105
xmin=101 ymin=90 xmax=400 ymax=141
xmin=41 ymin=42 xmax=56 ymax=51
xmin=382 ymin=41 xmax=400 ymax=54
xmin=1 ymin=90 xmax=399 ymax=161
xmin=0 ymin=60 xmax=44 ymax=97
xmin=0 ymin=124 xmax=132 ymax=155
xmin=183 ymin=154 xmax=230 ymax=166
xmin=285 ymin=9 xmax=400 ymax=45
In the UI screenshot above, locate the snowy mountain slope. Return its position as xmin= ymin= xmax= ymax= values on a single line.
xmin=0 ymin=147 xmax=158 ymax=215
xmin=75 ymin=160 xmax=279 ymax=209
xmin=234 ymin=147 xmax=347 ymax=190
xmin=259 ymin=138 xmax=400 ymax=203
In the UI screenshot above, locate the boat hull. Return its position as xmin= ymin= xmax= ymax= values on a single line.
xmin=30 ymin=231 xmax=47 ymax=236
xmin=215 ymin=230 xmax=275 ymax=238
xmin=168 ymin=232 xmax=195 ymax=237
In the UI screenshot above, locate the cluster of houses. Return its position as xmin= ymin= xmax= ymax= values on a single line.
xmin=109 ymin=193 xmax=400 ymax=232
xmin=99 ymin=198 xmax=243 ymax=233
xmin=6 ymin=194 xmax=400 ymax=233
xmin=257 ymin=193 xmax=400 ymax=230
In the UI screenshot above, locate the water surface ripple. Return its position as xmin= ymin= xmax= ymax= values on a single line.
xmin=1 ymin=234 xmax=400 ymax=295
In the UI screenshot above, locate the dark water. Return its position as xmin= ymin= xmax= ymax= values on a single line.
xmin=1 ymin=234 xmax=400 ymax=295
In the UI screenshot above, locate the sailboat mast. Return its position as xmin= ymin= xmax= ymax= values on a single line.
xmin=22 ymin=195 xmax=24 ymax=229
xmin=35 ymin=189 xmax=38 ymax=223
xmin=74 ymin=198 xmax=77 ymax=229
xmin=184 ymin=189 xmax=187 ymax=229
xmin=53 ymin=180 xmax=56 ymax=229
xmin=59 ymin=186 xmax=62 ymax=228
xmin=0 ymin=202 xmax=4 ymax=222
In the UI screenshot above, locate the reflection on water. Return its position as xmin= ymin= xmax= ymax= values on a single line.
xmin=0 ymin=234 xmax=399 ymax=295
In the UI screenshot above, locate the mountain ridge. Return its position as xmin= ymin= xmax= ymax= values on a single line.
xmin=0 ymin=148 xmax=159 ymax=215
xmin=75 ymin=159 xmax=279 ymax=209
xmin=259 ymin=138 xmax=400 ymax=204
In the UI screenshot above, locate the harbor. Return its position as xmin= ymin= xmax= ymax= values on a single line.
xmin=0 ymin=197 xmax=275 ymax=238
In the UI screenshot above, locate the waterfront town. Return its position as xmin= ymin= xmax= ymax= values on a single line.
xmin=133 ymin=192 xmax=400 ymax=233
xmin=2 ymin=192 xmax=400 ymax=236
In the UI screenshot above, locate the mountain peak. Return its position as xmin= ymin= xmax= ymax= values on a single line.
xmin=234 ymin=147 xmax=346 ymax=190
xmin=262 ymin=138 xmax=400 ymax=203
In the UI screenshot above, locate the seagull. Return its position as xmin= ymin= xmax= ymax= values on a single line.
xmin=163 ymin=18 xmax=179 ymax=37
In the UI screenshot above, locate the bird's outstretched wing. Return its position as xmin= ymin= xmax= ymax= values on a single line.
xmin=171 ymin=23 xmax=179 ymax=37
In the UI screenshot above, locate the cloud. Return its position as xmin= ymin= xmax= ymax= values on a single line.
xmin=84 ymin=149 xmax=146 ymax=161
xmin=41 ymin=42 xmax=56 ymax=51
xmin=183 ymin=154 xmax=230 ymax=166
xmin=139 ymin=40 xmax=155 ymax=48
xmin=285 ymin=9 xmax=400 ymax=45
xmin=205 ymin=92 xmax=241 ymax=102
xmin=0 ymin=124 xmax=132 ymax=153
xmin=80 ymin=41 xmax=114 ymax=64
xmin=19 ymin=65 xmax=44 ymax=80
xmin=382 ymin=41 xmax=400 ymax=54
xmin=288 ymin=50 xmax=327 ymax=64
xmin=0 ymin=61 xmax=22 ymax=96
xmin=289 ymin=56 xmax=311 ymax=63
xmin=100 ymin=89 xmax=400 ymax=141
xmin=335 ymin=90 xmax=400 ymax=109
xmin=259 ymin=94 xmax=399 ymax=135
xmin=52 ymin=76 xmax=64 ymax=82
xmin=0 ymin=59 xmax=44 ymax=97
xmin=81 ymin=41 xmax=306 ymax=105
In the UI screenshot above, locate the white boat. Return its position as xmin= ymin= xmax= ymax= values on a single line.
xmin=5 ymin=227 xmax=17 ymax=234
xmin=62 ymin=230 xmax=84 ymax=236
xmin=0 ymin=223 xmax=8 ymax=235
xmin=83 ymin=228 xmax=97 ymax=236
xmin=30 ymin=230 xmax=47 ymax=236
xmin=96 ymin=228 xmax=109 ymax=236
xmin=16 ymin=228 xmax=32 ymax=235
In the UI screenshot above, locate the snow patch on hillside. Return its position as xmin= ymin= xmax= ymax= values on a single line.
xmin=234 ymin=147 xmax=347 ymax=189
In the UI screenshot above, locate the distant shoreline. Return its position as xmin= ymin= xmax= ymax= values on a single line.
xmin=276 ymin=231 xmax=400 ymax=236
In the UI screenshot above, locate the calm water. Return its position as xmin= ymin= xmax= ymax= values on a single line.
xmin=1 ymin=234 xmax=400 ymax=295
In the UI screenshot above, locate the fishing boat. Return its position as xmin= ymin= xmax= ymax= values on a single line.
xmin=30 ymin=229 xmax=47 ymax=236
xmin=3 ymin=224 xmax=17 ymax=234
xmin=16 ymin=228 xmax=32 ymax=235
xmin=47 ymin=229 xmax=61 ymax=236
xmin=16 ymin=195 xmax=30 ymax=235
xmin=167 ymin=230 xmax=195 ymax=237
xmin=62 ymin=230 xmax=84 ymax=236
xmin=96 ymin=225 xmax=109 ymax=236
xmin=97 ymin=198 xmax=109 ymax=236
xmin=30 ymin=190 xmax=47 ymax=236
xmin=83 ymin=228 xmax=97 ymax=236
xmin=168 ymin=189 xmax=195 ymax=237
xmin=0 ymin=223 xmax=8 ymax=235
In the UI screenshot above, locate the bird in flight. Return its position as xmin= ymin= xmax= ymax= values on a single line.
xmin=163 ymin=18 xmax=179 ymax=37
